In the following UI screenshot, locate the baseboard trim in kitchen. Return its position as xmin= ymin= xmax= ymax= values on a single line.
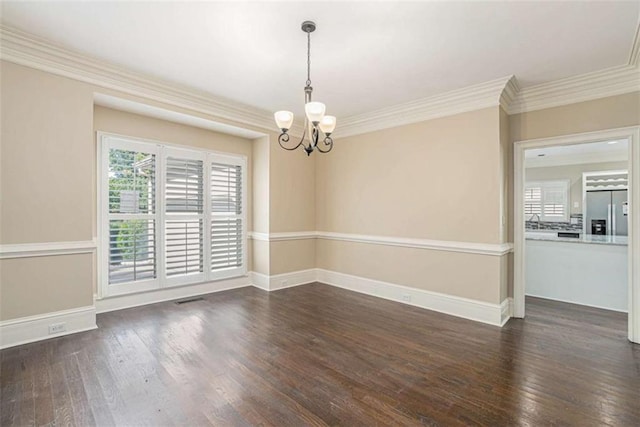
xmin=525 ymin=293 xmax=628 ymax=313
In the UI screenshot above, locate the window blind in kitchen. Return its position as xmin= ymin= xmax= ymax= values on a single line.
xmin=525 ymin=180 xmax=569 ymax=222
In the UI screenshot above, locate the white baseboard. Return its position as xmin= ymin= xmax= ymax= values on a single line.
xmin=501 ymin=297 xmax=514 ymax=326
xmin=316 ymin=269 xmax=510 ymax=327
xmin=1 ymin=268 xmax=511 ymax=350
xmin=251 ymin=271 xmax=270 ymax=290
xmin=96 ymin=275 xmax=252 ymax=313
xmin=0 ymin=306 xmax=97 ymax=349
xmin=525 ymin=293 xmax=627 ymax=313
xmin=251 ymin=269 xmax=317 ymax=291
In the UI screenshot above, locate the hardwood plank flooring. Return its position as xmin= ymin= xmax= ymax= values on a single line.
xmin=1 ymin=284 xmax=639 ymax=426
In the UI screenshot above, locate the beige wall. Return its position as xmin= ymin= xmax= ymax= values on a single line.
xmin=316 ymin=240 xmax=503 ymax=303
xmin=0 ymin=62 xmax=96 ymax=320
xmin=1 ymin=63 xmax=94 ymax=244
xmin=510 ymin=92 xmax=640 ymax=142
xmin=269 ymin=134 xmax=315 ymax=233
xmin=3 ymin=56 xmax=638 ymax=323
xmin=1 ymin=61 xmax=293 ymax=320
xmin=525 ymin=161 xmax=628 ymax=215
xmin=315 ymin=107 xmax=506 ymax=304
xmin=267 ymin=131 xmax=316 ymax=274
xmin=0 ymin=254 xmax=94 ymax=319
xmin=270 ymin=240 xmax=316 ymax=276
xmin=252 ymin=135 xmax=270 ymax=234
xmin=0 ymin=60 xmax=317 ymax=321
xmin=316 ymin=107 xmax=502 ymax=244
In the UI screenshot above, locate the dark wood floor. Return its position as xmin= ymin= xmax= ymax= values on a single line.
xmin=1 ymin=283 xmax=639 ymax=426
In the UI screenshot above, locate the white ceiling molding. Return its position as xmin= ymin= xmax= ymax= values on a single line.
xmin=629 ymin=23 xmax=640 ymax=67
xmin=335 ymin=75 xmax=516 ymax=138
xmin=94 ymin=94 xmax=265 ymax=139
xmin=508 ymin=64 xmax=640 ymax=115
xmin=0 ymin=25 xmax=276 ymax=134
xmin=1 ymin=24 xmax=639 ymax=139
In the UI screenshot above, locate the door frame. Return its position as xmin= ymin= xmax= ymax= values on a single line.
xmin=513 ymin=126 xmax=640 ymax=344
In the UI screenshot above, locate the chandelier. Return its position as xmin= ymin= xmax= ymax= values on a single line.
xmin=274 ymin=21 xmax=336 ymax=156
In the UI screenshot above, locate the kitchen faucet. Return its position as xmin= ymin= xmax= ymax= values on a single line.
xmin=529 ymin=213 xmax=541 ymax=229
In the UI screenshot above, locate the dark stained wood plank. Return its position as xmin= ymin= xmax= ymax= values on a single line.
xmin=1 ymin=284 xmax=639 ymax=426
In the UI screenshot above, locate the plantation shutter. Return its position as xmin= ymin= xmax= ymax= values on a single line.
xmin=165 ymin=153 xmax=205 ymax=283
xmin=103 ymin=138 xmax=159 ymax=293
xmin=101 ymin=135 xmax=246 ymax=298
xmin=210 ymin=161 xmax=244 ymax=276
xmin=542 ymin=185 xmax=567 ymax=219
xmin=524 ymin=186 xmax=542 ymax=216
xmin=525 ymin=181 xmax=569 ymax=222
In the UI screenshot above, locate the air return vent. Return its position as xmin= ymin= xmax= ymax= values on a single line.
xmin=174 ymin=297 xmax=205 ymax=305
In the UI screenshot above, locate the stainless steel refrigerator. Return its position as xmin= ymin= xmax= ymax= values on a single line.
xmin=586 ymin=190 xmax=628 ymax=236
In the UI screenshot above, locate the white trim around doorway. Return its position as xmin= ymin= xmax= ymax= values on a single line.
xmin=514 ymin=126 xmax=640 ymax=344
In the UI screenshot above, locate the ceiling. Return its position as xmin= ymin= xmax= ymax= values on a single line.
xmin=525 ymin=139 xmax=629 ymax=167
xmin=1 ymin=1 xmax=638 ymax=119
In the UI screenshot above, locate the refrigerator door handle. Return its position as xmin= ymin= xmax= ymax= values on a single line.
xmin=612 ymin=204 xmax=616 ymax=236
xmin=607 ymin=204 xmax=612 ymax=235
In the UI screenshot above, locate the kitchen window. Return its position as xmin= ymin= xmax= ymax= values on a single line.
xmin=525 ymin=180 xmax=570 ymax=222
xmin=99 ymin=134 xmax=247 ymax=297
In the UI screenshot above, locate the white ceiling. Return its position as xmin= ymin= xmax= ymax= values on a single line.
xmin=525 ymin=139 xmax=629 ymax=167
xmin=1 ymin=1 xmax=638 ymax=119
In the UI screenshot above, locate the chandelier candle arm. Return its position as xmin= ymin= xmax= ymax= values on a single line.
xmin=273 ymin=20 xmax=336 ymax=156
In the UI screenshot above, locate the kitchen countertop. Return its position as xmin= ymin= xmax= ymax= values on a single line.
xmin=525 ymin=231 xmax=628 ymax=246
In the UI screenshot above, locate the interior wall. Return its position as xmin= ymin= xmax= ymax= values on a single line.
xmin=525 ymin=161 xmax=628 ymax=215
xmin=0 ymin=60 xmax=280 ymax=321
xmin=315 ymin=107 xmax=507 ymax=304
xmin=268 ymin=132 xmax=316 ymax=274
xmin=499 ymin=107 xmax=513 ymax=300
xmin=510 ymin=92 xmax=640 ymax=142
xmin=0 ymin=62 xmax=95 ymax=321
xmin=93 ymin=106 xmax=255 ymax=288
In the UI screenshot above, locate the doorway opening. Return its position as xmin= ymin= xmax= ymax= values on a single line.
xmin=514 ymin=127 xmax=640 ymax=343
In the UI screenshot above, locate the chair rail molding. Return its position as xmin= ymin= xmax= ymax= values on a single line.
xmin=248 ymin=231 xmax=513 ymax=256
xmin=0 ymin=240 xmax=97 ymax=259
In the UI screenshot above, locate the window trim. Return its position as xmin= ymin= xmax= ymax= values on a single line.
xmin=97 ymin=132 xmax=248 ymax=299
xmin=524 ymin=179 xmax=570 ymax=223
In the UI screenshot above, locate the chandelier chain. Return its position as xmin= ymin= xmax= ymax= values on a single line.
xmin=306 ymin=31 xmax=311 ymax=87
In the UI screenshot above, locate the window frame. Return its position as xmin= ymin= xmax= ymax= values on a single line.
xmin=97 ymin=132 xmax=248 ymax=299
xmin=524 ymin=179 xmax=570 ymax=223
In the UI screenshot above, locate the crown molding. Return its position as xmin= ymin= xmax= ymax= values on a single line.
xmin=335 ymin=75 xmax=516 ymax=138
xmin=0 ymin=25 xmax=275 ymax=134
xmin=508 ymin=64 xmax=640 ymax=115
xmin=629 ymin=22 xmax=640 ymax=67
xmin=2 ymin=24 xmax=639 ymax=139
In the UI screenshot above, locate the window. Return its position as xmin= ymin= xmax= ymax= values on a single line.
xmin=525 ymin=180 xmax=569 ymax=222
xmin=99 ymin=134 xmax=247 ymax=297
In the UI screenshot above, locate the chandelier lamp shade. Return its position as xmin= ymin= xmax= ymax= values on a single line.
xmin=274 ymin=21 xmax=336 ymax=155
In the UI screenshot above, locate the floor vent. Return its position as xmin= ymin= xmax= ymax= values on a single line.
xmin=175 ymin=297 xmax=205 ymax=305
